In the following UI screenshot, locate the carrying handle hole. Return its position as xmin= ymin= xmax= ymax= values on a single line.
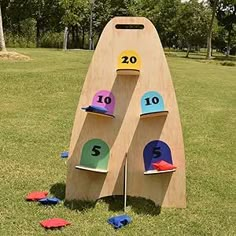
xmin=115 ymin=24 xmax=144 ymax=30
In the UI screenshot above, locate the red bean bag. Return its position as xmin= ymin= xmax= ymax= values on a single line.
xmin=40 ymin=218 xmax=71 ymax=229
xmin=26 ymin=191 xmax=48 ymax=201
xmin=152 ymin=160 xmax=176 ymax=171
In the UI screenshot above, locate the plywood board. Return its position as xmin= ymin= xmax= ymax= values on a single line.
xmin=66 ymin=17 xmax=186 ymax=208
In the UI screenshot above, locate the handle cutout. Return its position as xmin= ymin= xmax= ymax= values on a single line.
xmin=115 ymin=24 xmax=144 ymax=30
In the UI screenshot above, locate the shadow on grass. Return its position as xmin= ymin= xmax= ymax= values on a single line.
xmin=213 ymin=55 xmax=236 ymax=62
xmin=101 ymin=195 xmax=161 ymax=216
xmin=50 ymin=182 xmax=66 ymax=200
xmin=50 ymin=182 xmax=96 ymax=211
xmin=50 ymin=183 xmax=161 ymax=215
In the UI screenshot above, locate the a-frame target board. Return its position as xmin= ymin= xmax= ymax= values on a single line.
xmin=66 ymin=17 xmax=186 ymax=208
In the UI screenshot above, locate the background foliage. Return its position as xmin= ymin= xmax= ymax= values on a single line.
xmin=0 ymin=0 xmax=235 ymax=55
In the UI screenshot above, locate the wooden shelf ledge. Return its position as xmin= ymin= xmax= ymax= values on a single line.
xmin=75 ymin=165 xmax=108 ymax=173
xmin=144 ymin=169 xmax=176 ymax=175
xmin=140 ymin=111 xmax=168 ymax=119
xmin=86 ymin=111 xmax=115 ymax=118
xmin=116 ymin=69 xmax=140 ymax=76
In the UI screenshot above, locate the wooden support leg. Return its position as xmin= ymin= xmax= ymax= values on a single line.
xmin=124 ymin=153 xmax=128 ymax=212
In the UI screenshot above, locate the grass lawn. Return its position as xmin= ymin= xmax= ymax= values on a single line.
xmin=0 ymin=48 xmax=235 ymax=235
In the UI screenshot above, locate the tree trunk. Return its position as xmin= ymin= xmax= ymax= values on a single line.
xmin=226 ymin=28 xmax=232 ymax=57
xmin=186 ymin=44 xmax=191 ymax=58
xmin=63 ymin=27 xmax=68 ymax=51
xmin=72 ymin=25 xmax=75 ymax=48
xmin=75 ymin=25 xmax=79 ymax=48
xmin=82 ymin=28 xmax=85 ymax=49
xmin=206 ymin=0 xmax=218 ymax=59
xmin=0 ymin=5 xmax=6 ymax=52
xmin=36 ymin=20 xmax=41 ymax=48
xmin=67 ymin=27 xmax=71 ymax=49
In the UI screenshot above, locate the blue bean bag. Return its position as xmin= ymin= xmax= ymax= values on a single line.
xmin=108 ymin=214 xmax=131 ymax=229
xmin=39 ymin=197 xmax=60 ymax=205
xmin=61 ymin=151 xmax=69 ymax=158
xmin=82 ymin=105 xmax=108 ymax=113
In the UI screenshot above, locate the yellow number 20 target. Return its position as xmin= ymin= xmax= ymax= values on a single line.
xmin=117 ymin=50 xmax=141 ymax=72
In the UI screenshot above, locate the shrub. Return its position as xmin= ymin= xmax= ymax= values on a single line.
xmin=5 ymin=33 xmax=36 ymax=48
xmin=40 ymin=32 xmax=64 ymax=48
xmin=220 ymin=61 xmax=235 ymax=67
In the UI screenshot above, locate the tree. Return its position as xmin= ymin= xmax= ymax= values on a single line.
xmin=206 ymin=0 xmax=219 ymax=59
xmin=60 ymin=0 xmax=89 ymax=48
xmin=1 ymin=0 xmax=64 ymax=47
xmin=29 ymin=0 xmax=64 ymax=47
xmin=0 ymin=4 xmax=6 ymax=51
xmin=127 ymin=0 xmax=159 ymax=23
xmin=127 ymin=0 xmax=180 ymax=47
xmin=154 ymin=0 xmax=181 ymax=48
xmin=60 ymin=0 xmax=129 ymax=49
xmin=177 ymin=0 xmax=211 ymax=57
xmin=217 ymin=0 xmax=236 ymax=56
xmin=93 ymin=0 xmax=129 ymax=41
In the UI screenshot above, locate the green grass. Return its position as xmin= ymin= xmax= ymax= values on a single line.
xmin=0 ymin=48 xmax=235 ymax=235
